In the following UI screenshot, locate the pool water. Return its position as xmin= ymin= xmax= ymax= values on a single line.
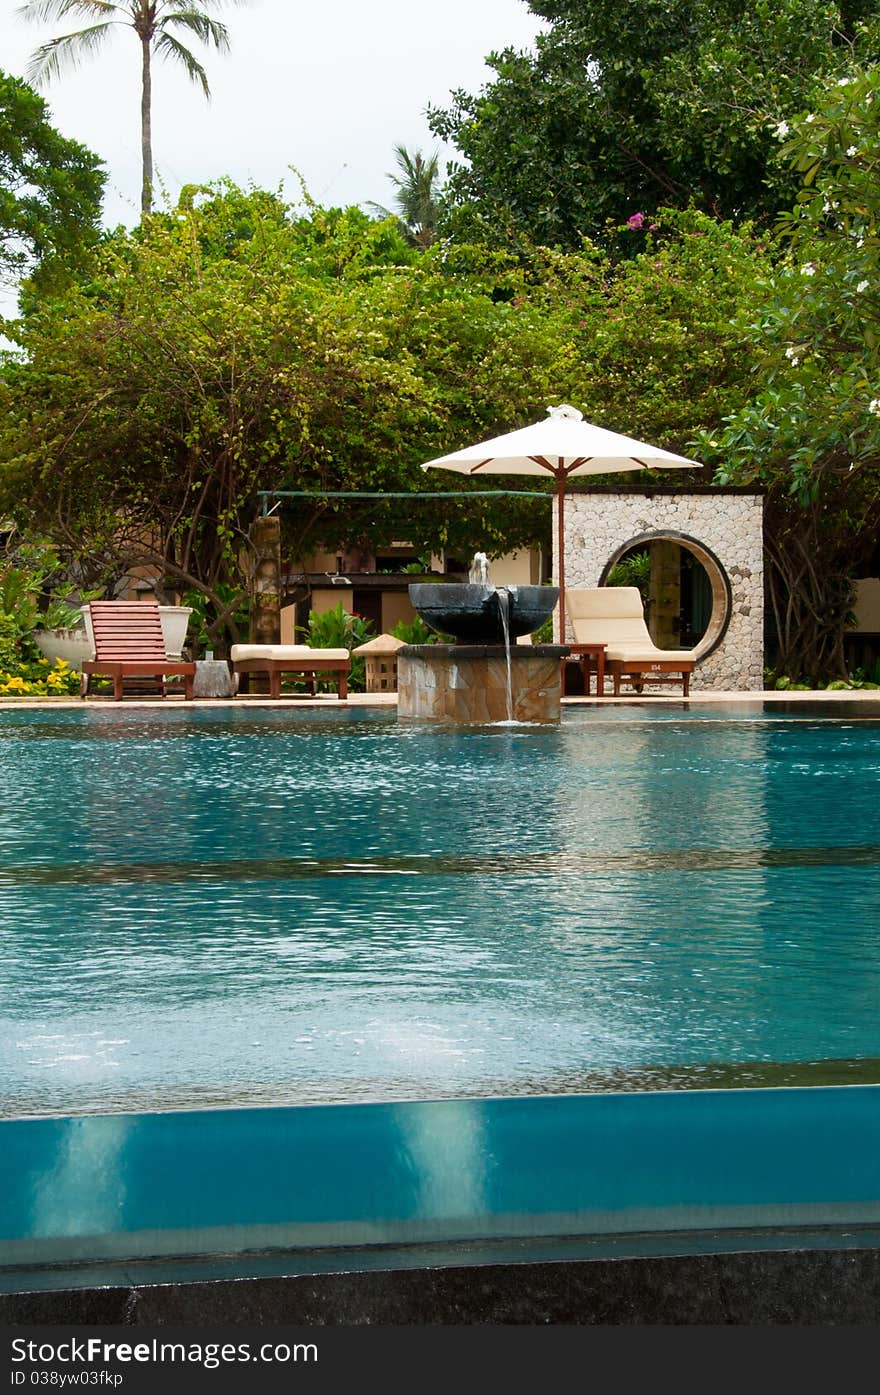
xmin=1 ymin=704 xmax=879 ymax=1118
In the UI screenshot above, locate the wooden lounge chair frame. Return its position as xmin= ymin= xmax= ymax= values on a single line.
xmin=81 ymin=600 xmax=195 ymax=700
xmin=231 ymin=645 xmax=350 ymax=700
xmin=566 ymin=587 xmax=695 ymax=697
xmin=606 ymin=655 xmax=693 ymax=697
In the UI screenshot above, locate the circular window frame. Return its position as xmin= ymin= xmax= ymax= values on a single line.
xmin=597 ymin=530 xmax=733 ymax=663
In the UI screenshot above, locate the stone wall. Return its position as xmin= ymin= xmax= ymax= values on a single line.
xmin=559 ymin=492 xmax=764 ymax=691
xmin=398 ymin=646 xmax=566 ymax=723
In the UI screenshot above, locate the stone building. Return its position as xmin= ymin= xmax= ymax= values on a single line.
xmin=559 ymin=488 xmax=764 ymax=691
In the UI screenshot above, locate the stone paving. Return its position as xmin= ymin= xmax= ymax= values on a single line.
xmin=1 ymin=688 xmax=878 ymax=711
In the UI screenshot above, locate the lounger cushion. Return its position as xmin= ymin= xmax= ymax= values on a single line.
xmin=567 ymin=587 xmax=695 ymax=664
xmin=604 ymin=645 xmax=694 ymax=663
xmin=231 ymin=645 xmax=350 ymax=662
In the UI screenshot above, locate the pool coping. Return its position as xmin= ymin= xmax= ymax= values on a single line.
xmin=4 ymin=1236 xmax=880 ymax=1323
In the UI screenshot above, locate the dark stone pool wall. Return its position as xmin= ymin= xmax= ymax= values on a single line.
xmin=3 ymin=1243 xmax=880 ymax=1324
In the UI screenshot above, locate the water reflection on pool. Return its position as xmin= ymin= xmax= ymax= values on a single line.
xmin=1 ymin=703 xmax=878 ymax=1117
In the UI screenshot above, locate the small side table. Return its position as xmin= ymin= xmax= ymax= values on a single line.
xmin=566 ymin=643 xmax=607 ymax=697
xmin=193 ymin=658 xmax=233 ymax=698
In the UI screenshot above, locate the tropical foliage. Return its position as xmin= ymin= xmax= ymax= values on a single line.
xmin=4 ymin=0 xmax=879 ymax=681
xmin=385 ymin=145 xmax=442 ymax=249
xmin=296 ymin=602 xmax=375 ymax=691
xmin=430 ymin=0 xmax=880 ymax=249
xmin=0 ymin=68 xmax=104 ymax=301
xmin=698 ymin=65 xmax=880 ymax=678
xmin=20 ymin=0 xmax=245 ymax=214
xmin=0 ymin=185 xmax=771 ymax=651
xmin=0 ymin=537 xmax=84 ymax=694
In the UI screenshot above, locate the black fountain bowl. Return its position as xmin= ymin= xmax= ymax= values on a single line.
xmin=408 ymin=583 xmax=559 ymax=645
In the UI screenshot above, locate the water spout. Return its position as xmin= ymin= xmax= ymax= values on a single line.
xmin=408 ymin=582 xmax=558 ymax=645
xmin=496 ymin=587 xmax=514 ymax=723
xmin=468 ymin=552 xmax=490 ymax=585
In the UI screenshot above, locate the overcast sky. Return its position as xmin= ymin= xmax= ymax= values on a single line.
xmin=2 ymin=0 xmax=546 ymax=227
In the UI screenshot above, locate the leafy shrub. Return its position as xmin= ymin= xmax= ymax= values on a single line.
xmin=391 ymin=615 xmax=447 ymax=645
xmin=607 ymin=550 xmax=651 ymax=600
xmin=297 ymin=602 xmax=375 ymax=691
xmin=0 ymin=658 xmax=80 ymax=696
xmin=0 ymin=614 xmax=21 ymax=673
xmin=768 ymin=667 xmax=880 ymax=692
xmin=530 ymin=614 xmax=554 ymax=644
xmin=0 ymin=539 xmax=91 ymax=667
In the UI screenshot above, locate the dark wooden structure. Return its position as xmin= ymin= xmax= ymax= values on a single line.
xmin=606 ymin=654 xmax=693 ymax=697
xmin=81 ymin=601 xmax=195 ymax=701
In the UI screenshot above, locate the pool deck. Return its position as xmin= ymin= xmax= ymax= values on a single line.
xmin=2 ymin=688 xmax=879 ymax=711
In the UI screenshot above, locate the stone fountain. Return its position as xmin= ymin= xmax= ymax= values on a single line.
xmin=397 ymin=556 xmax=569 ymax=724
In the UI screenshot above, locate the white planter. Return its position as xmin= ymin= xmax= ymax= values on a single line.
xmin=80 ymin=604 xmax=193 ymax=659
xmin=33 ymin=628 xmax=94 ymax=671
xmin=158 ymin=606 xmax=193 ymax=659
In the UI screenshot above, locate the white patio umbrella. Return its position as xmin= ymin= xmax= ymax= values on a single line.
xmin=421 ymin=404 xmax=699 ymax=636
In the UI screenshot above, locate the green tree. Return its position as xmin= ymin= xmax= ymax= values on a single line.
xmin=430 ymin=0 xmax=880 ymax=249
xmin=0 ymin=187 xmax=557 ymax=647
xmin=562 ymin=208 xmax=769 ymax=452
xmin=21 ymin=0 xmax=244 ymax=215
xmin=0 ymin=187 xmax=768 ymax=651
xmin=0 ymin=67 xmax=104 ymax=300
xmin=386 ymin=145 xmax=442 ymax=249
xmin=697 ymin=66 xmax=880 ymax=679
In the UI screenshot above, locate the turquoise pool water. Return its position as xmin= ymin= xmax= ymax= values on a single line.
xmin=5 ymin=1087 xmax=880 ymax=1275
xmin=1 ymin=704 xmax=879 ymax=1118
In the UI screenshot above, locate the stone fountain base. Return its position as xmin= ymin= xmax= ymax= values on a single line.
xmin=397 ymin=644 xmax=569 ymax=724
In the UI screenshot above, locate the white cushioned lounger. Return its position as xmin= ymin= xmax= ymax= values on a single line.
xmin=566 ymin=587 xmax=695 ymax=696
xmin=230 ymin=644 xmax=351 ymax=700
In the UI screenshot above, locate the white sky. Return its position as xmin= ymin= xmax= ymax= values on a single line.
xmin=1 ymin=0 xmax=546 ymax=227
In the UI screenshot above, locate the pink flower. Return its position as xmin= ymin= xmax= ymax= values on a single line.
xmin=627 ymin=212 xmax=645 ymax=230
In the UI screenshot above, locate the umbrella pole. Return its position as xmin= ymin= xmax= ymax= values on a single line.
xmin=556 ymin=473 xmax=566 ymax=644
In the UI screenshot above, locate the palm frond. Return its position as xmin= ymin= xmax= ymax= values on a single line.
xmin=389 ymin=145 xmax=440 ymax=189
xmin=161 ymin=9 xmax=231 ymax=52
xmin=156 ymin=0 xmax=245 ymax=9
xmin=386 ymin=145 xmax=442 ymax=240
xmin=25 ymin=22 xmax=117 ymax=86
xmin=154 ymin=30 xmax=210 ymax=95
xmin=18 ymin=1 xmax=117 ymax=23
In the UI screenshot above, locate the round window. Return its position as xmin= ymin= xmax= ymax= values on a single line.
xmin=599 ymin=532 xmax=732 ymax=661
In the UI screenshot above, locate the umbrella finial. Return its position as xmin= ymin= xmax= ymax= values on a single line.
xmin=546 ymin=404 xmax=583 ymax=422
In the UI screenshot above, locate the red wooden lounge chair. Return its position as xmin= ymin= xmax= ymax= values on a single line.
xmin=81 ymin=601 xmax=195 ymax=700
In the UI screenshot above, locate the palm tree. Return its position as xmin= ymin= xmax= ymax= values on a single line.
xmin=20 ymin=1 xmax=244 ymax=216
xmin=386 ymin=145 xmax=442 ymax=249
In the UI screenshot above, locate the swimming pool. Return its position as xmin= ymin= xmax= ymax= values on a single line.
xmin=1 ymin=703 xmax=879 ymax=1119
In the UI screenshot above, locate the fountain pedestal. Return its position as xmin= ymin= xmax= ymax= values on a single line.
xmin=398 ymin=644 xmax=569 ymax=724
